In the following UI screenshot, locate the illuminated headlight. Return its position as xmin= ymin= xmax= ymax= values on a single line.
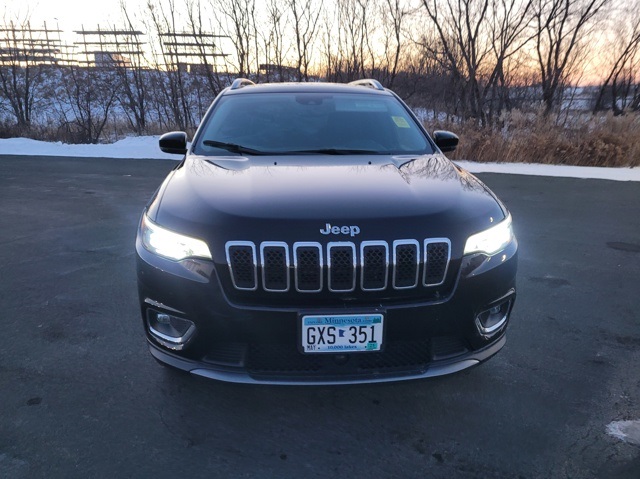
xmin=464 ymin=215 xmax=513 ymax=256
xmin=140 ymin=213 xmax=211 ymax=261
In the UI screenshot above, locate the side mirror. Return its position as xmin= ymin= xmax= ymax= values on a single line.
xmin=159 ymin=131 xmax=188 ymax=155
xmin=433 ymin=130 xmax=459 ymax=153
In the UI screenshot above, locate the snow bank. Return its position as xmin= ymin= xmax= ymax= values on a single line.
xmin=0 ymin=136 xmax=179 ymax=160
xmin=0 ymin=136 xmax=638 ymax=181
xmin=456 ymin=161 xmax=640 ymax=182
xmin=607 ymin=420 xmax=640 ymax=446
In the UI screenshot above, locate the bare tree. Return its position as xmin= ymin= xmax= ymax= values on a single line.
xmin=257 ymin=0 xmax=297 ymax=82
xmin=0 ymin=18 xmax=49 ymax=128
xmin=593 ymin=1 xmax=640 ymax=114
xmin=421 ymin=0 xmax=489 ymax=124
xmin=145 ymin=0 xmax=196 ymax=131
xmin=330 ymin=0 xmax=377 ymax=82
xmin=379 ymin=0 xmax=410 ymax=88
xmin=319 ymin=6 xmax=341 ymax=81
xmin=288 ymin=0 xmax=323 ymax=81
xmin=112 ymin=3 xmax=150 ymax=135
xmin=485 ymin=0 xmax=534 ymax=119
xmin=55 ymin=65 xmax=119 ymax=143
xmin=421 ymin=0 xmax=533 ymax=125
xmin=216 ymin=0 xmax=258 ymax=77
xmin=532 ymin=0 xmax=609 ymax=116
xmin=185 ymin=0 xmax=230 ymax=95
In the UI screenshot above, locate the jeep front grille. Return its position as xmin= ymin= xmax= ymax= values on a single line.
xmin=226 ymin=242 xmax=257 ymax=290
xmin=260 ymin=242 xmax=289 ymax=292
xmin=360 ymin=241 xmax=388 ymax=291
xmin=424 ymin=240 xmax=450 ymax=286
xmin=225 ymin=239 xmax=451 ymax=293
xmin=393 ymin=240 xmax=419 ymax=289
xmin=293 ymin=243 xmax=323 ymax=292
xmin=328 ymin=242 xmax=356 ymax=292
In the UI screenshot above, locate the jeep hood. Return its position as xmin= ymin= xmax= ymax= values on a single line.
xmin=149 ymin=154 xmax=506 ymax=250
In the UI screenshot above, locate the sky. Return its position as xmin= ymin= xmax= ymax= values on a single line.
xmin=2 ymin=0 xmax=146 ymax=42
xmin=2 ymin=0 xmax=619 ymax=85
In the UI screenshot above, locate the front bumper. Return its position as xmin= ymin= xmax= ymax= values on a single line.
xmin=136 ymin=237 xmax=517 ymax=385
xmin=148 ymin=335 xmax=506 ymax=385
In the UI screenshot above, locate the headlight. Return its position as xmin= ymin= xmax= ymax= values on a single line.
xmin=140 ymin=214 xmax=211 ymax=261
xmin=464 ymin=214 xmax=513 ymax=256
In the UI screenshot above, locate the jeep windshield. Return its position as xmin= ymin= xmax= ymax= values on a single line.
xmin=193 ymin=92 xmax=434 ymax=156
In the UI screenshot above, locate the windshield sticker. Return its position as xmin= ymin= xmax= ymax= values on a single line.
xmin=336 ymin=101 xmax=387 ymax=112
xmin=392 ymin=116 xmax=411 ymax=128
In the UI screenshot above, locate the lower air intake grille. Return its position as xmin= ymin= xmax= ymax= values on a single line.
xmin=246 ymin=339 xmax=431 ymax=377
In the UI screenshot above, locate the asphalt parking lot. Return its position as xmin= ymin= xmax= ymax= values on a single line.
xmin=1 ymin=155 xmax=639 ymax=478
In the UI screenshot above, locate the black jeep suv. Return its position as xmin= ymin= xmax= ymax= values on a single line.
xmin=135 ymin=79 xmax=518 ymax=384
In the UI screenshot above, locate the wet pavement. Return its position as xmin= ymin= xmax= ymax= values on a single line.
xmin=1 ymin=155 xmax=639 ymax=478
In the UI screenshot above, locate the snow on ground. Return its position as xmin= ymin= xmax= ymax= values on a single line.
xmin=0 ymin=136 xmax=180 ymax=160
xmin=607 ymin=420 xmax=640 ymax=446
xmin=455 ymin=160 xmax=640 ymax=182
xmin=0 ymin=136 xmax=638 ymax=182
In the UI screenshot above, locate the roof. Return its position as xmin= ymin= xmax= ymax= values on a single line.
xmin=223 ymin=80 xmax=392 ymax=96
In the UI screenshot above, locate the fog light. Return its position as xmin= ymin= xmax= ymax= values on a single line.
xmin=475 ymin=299 xmax=512 ymax=338
xmin=147 ymin=310 xmax=196 ymax=350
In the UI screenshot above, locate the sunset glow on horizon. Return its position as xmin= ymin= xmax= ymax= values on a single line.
xmin=2 ymin=0 xmax=638 ymax=88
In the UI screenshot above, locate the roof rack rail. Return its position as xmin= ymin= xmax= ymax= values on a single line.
xmin=348 ymin=79 xmax=385 ymax=91
xmin=230 ymin=78 xmax=255 ymax=90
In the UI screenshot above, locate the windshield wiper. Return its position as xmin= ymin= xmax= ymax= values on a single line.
xmin=286 ymin=148 xmax=380 ymax=155
xmin=202 ymin=140 xmax=266 ymax=155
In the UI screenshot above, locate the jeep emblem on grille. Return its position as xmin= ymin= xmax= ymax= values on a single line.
xmin=319 ymin=223 xmax=361 ymax=237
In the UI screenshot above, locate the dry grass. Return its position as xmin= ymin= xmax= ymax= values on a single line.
xmin=3 ymin=109 xmax=640 ymax=168
xmin=426 ymin=111 xmax=640 ymax=168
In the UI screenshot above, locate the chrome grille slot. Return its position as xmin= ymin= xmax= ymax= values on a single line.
xmin=260 ymin=242 xmax=289 ymax=292
xmin=424 ymin=239 xmax=451 ymax=286
xmin=328 ymin=242 xmax=356 ymax=292
xmin=393 ymin=240 xmax=419 ymax=289
xmin=226 ymin=242 xmax=257 ymax=290
xmin=361 ymin=241 xmax=388 ymax=291
xmin=294 ymin=242 xmax=323 ymax=292
xmin=226 ymin=238 xmax=450 ymax=293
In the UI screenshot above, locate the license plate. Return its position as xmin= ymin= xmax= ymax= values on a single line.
xmin=301 ymin=313 xmax=384 ymax=353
